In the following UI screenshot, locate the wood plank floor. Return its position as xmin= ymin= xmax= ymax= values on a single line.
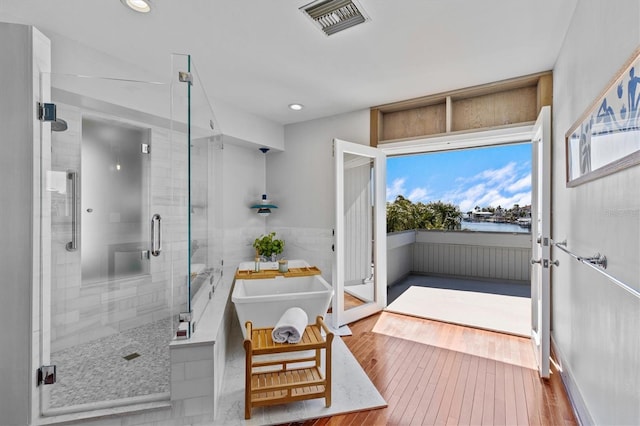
xmin=280 ymin=312 xmax=576 ymax=426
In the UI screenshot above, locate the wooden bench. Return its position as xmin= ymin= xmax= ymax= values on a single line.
xmin=243 ymin=316 xmax=333 ymax=419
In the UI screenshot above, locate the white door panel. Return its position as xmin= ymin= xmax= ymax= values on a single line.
xmin=531 ymin=106 xmax=551 ymax=378
xmin=333 ymin=139 xmax=386 ymax=328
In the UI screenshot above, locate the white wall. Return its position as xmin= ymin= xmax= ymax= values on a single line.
xmin=47 ymin=30 xmax=284 ymax=151
xmin=266 ymin=110 xmax=370 ymax=280
xmin=0 ymin=23 xmax=32 ymax=426
xmin=387 ymin=231 xmax=416 ymax=285
xmin=552 ymin=1 xmax=640 ymax=424
xmin=221 ymin=143 xmax=268 ymax=280
xmin=414 ymin=230 xmax=531 ymax=282
xmin=0 ymin=23 xmax=50 ymax=426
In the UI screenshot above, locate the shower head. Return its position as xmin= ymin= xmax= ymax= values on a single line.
xmin=51 ymin=118 xmax=68 ymax=132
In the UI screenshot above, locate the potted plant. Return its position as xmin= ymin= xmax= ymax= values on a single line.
xmin=253 ymin=232 xmax=284 ymax=261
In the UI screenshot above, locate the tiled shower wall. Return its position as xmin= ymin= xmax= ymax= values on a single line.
xmin=49 ymin=102 xmax=188 ymax=352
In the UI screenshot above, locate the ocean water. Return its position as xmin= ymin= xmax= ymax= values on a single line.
xmin=461 ymin=221 xmax=530 ymax=233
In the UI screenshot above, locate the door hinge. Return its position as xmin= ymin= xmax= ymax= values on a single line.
xmin=141 ymin=143 xmax=150 ymax=154
xmin=178 ymin=71 xmax=193 ymax=85
xmin=177 ymin=311 xmax=193 ymax=339
xmin=38 ymin=102 xmax=57 ymax=122
xmin=37 ymin=365 xmax=56 ymax=386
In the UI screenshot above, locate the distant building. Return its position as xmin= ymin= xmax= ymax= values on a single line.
xmin=469 ymin=210 xmax=493 ymax=222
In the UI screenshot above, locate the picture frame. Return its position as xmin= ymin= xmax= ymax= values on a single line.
xmin=565 ymin=47 xmax=640 ymax=187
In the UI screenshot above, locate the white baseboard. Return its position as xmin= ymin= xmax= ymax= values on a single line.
xmin=551 ymin=335 xmax=594 ymax=426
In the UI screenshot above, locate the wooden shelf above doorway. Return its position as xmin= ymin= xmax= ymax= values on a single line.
xmin=370 ymin=71 xmax=552 ymax=146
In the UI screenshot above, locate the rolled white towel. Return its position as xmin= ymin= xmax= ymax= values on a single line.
xmin=271 ymin=307 xmax=309 ymax=344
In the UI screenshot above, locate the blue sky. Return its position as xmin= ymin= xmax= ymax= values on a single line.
xmin=386 ymin=143 xmax=532 ymax=213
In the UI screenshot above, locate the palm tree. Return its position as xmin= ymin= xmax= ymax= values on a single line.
xmin=387 ymin=195 xmax=415 ymax=232
xmin=386 ymin=196 xmax=461 ymax=232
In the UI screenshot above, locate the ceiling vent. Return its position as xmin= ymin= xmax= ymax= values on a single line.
xmin=300 ymin=0 xmax=370 ymax=36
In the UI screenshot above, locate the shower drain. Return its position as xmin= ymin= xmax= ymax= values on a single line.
xmin=123 ymin=352 xmax=141 ymax=361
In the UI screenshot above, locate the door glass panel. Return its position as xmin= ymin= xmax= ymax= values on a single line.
xmin=42 ymin=72 xmax=178 ymax=413
xmin=343 ymin=153 xmax=375 ymax=314
xmin=169 ymin=54 xmax=223 ymax=331
xmin=81 ymin=116 xmax=150 ymax=283
xmin=175 ymin=55 xmax=224 ymax=324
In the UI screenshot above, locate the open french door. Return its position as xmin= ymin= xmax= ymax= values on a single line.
xmin=530 ymin=106 xmax=551 ymax=378
xmin=332 ymin=139 xmax=387 ymax=328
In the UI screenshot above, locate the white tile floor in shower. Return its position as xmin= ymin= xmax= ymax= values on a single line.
xmin=49 ymin=317 xmax=174 ymax=408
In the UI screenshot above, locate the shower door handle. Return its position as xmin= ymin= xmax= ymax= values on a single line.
xmin=65 ymin=171 xmax=79 ymax=252
xmin=150 ymin=214 xmax=162 ymax=256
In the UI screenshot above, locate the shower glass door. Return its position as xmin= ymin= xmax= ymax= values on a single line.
xmin=172 ymin=54 xmax=224 ymax=326
xmin=39 ymin=68 xmax=189 ymax=414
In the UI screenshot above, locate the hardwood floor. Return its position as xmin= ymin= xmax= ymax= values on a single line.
xmin=281 ymin=312 xmax=576 ymax=426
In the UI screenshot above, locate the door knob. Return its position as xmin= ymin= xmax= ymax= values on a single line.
xmin=531 ymin=258 xmax=542 ymax=265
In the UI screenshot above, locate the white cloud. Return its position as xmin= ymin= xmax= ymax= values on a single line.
xmin=507 ymin=174 xmax=531 ymax=193
xmin=386 ymin=177 xmax=406 ymax=202
xmin=408 ymin=187 xmax=430 ymax=202
xmin=386 ymin=175 xmax=431 ymax=204
xmin=388 ymin=158 xmax=531 ymax=211
xmin=443 ymin=162 xmax=531 ymax=211
xmin=386 ymin=177 xmax=430 ymax=203
xmin=444 ymin=183 xmax=486 ymax=212
xmin=479 ymin=191 xmax=530 ymax=210
xmin=475 ymin=162 xmax=517 ymax=186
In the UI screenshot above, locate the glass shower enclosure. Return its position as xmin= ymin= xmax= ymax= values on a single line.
xmin=39 ymin=54 xmax=222 ymax=415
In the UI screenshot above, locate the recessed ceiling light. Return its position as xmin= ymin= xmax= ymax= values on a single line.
xmin=288 ymin=103 xmax=304 ymax=111
xmin=121 ymin=0 xmax=151 ymax=13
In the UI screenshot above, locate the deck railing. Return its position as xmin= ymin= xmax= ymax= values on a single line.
xmin=387 ymin=229 xmax=532 ymax=285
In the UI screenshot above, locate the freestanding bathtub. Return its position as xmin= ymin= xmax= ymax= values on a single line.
xmin=232 ymin=268 xmax=333 ymax=333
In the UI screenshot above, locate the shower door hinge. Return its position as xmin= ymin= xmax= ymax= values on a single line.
xmin=177 ymin=311 xmax=193 ymax=339
xmin=178 ymin=71 xmax=193 ymax=85
xmin=37 ymin=365 xmax=56 ymax=386
xmin=141 ymin=143 xmax=150 ymax=154
xmin=37 ymin=102 xmax=57 ymax=122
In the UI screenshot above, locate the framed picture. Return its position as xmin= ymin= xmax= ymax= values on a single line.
xmin=565 ymin=47 xmax=640 ymax=187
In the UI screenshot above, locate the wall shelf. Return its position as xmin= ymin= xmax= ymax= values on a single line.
xmin=370 ymin=71 xmax=552 ymax=146
xmin=250 ymin=194 xmax=277 ymax=216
